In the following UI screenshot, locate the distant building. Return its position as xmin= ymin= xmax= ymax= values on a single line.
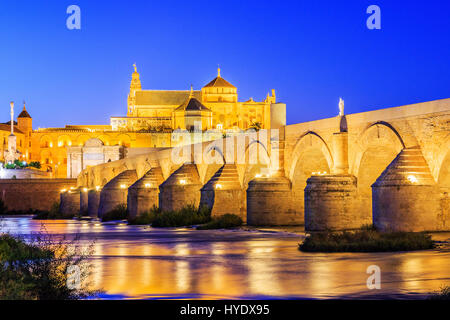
xmin=3 ymin=66 xmax=278 ymax=178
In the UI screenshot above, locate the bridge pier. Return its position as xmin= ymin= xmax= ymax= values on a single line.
xmin=127 ymin=167 xmax=164 ymax=220
xmin=200 ymin=164 xmax=246 ymax=221
xmin=372 ymin=147 xmax=447 ymax=232
xmin=304 ymin=174 xmax=361 ymax=231
xmin=88 ymin=187 xmax=101 ymax=218
xmin=98 ymin=170 xmax=138 ymax=218
xmin=159 ymin=163 xmax=202 ymax=212
xmin=247 ymin=175 xmax=297 ymax=225
xmin=80 ymin=188 xmax=89 ymax=215
xmin=60 ymin=188 xmax=80 ymax=216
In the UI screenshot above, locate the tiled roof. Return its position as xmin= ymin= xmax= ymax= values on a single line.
xmin=203 ymin=76 xmax=236 ymax=88
xmin=175 ymin=97 xmax=211 ymax=112
xmin=0 ymin=123 xmax=24 ymax=134
xmin=135 ymin=90 xmax=202 ymax=105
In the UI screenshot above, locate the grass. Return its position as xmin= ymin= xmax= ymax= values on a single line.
xmin=299 ymin=226 xmax=435 ymax=252
xmin=428 ymin=286 xmax=450 ymax=300
xmin=101 ymin=204 xmax=128 ymax=222
xmin=128 ymin=206 xmax=159 ymax=225
xmin=197 ymin=214 xmax=243 ymax=230
xmin=151 ymin=205 xmax=211 ymax=228
xmin=0 ymin=232 xmax=98 ymax=300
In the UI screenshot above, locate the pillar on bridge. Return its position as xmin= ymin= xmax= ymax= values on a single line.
xmin=304 ymin=175 xmax=361 ymax=231
xmin=304 ymin=118 xmax=366 ymax=231
xmin=200 ymin=164 xmax=246 ymax=221
xmin=246 ymin=126 xmax=300 ymax=226
xmin=88 ymin=187 xmax=101 ymax=218
xmin=98 ymin=170 xmax=138 ymax=218
xmin=60 ymin=188 xmax=80 ymax=217
xmin=247 ymin=175 xmax=296 ymax=225
xmin=127 ymin=167 xmax=164 ymax=220
xmin=159 ymin=163 xmax=202 ymax=212
xmin=80 ymin=187 xmax=89 ymax=215
xmin=372 ymin=147 xmax=447 ymax=232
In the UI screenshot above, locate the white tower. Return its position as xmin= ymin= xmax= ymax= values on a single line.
xmin=4 ymin=101 xmax=19 ymax=164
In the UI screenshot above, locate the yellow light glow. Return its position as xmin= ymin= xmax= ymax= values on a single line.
xmin=179 ymin=179 xmax=187 ymax=185
xmin=144 ymin=183 xmax=151 ymax=188
xmin=60 ymin=189 xmax=67 ymax=193
xmin=70 ymin=187 xmax=75 ymax=190
xmin=255 ymin=174 xmax=262 ymax=178
xmin=83 ymin=188 xmax=88 ymax=192
xmin=95 ymin=186 xmax=101 ymax=191
xmin=215 ymin=183 xmax=223 ymax=189
xmin=407 ymin=175 xmax=418 ymax=183
xmin=120 ymin=184 xmax=127 ymax=189
xmin=49 ymin=142 xmax=53 ymax=148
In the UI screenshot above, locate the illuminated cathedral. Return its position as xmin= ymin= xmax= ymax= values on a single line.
xmin=1 ymin=66 xmax=278 ymax=178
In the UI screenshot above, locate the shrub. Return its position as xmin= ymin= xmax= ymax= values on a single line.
xmin=299 ymin=229 xmax=434 ymax=252
xmin=128 ymin=205 xmax=160 ymax=225
xmin=33 ymin=202 xmax=74 ymax=220
xmin=101 ymin=204 xmax=128 ymax=222
xmin=429 ymin=286 xmax=450 ymax=300
xmin=152 ymin=205 xmax=211 ymax=228
xmin=0 ymin=199 xmax=8 ymax=215
xmin=28 ymin=161 xmax=42 ymax=169
xmin=0 ymin=233 xmax=99 ymax=300
xmin=197 ymin=214 xmax=243 ymax=230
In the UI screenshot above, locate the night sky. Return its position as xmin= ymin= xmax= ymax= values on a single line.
xmin=0 ymin=0 xmax=449 ymax=128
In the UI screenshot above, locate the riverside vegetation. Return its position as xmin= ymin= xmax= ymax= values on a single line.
xmin=0 ymin=231 xmax=98 ymax=300
xmin=299 ymin=226 xmax=435 ymax=252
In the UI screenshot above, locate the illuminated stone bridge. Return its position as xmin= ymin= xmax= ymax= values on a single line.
xmin=63 ymin=98 xmax=450 ymax=232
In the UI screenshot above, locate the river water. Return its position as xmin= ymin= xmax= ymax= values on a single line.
xmin=1 ymin=216 xmax=449 ymax=299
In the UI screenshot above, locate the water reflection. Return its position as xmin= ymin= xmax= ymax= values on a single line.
xmin=1 ymin=217 xmax=449 ymax=299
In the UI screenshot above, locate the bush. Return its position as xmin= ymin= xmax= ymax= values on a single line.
xmin=0 ymin=199 xmax=8 ymax=215
xmin=429 ymin=286 xmax=450 ymax=300
xmin=197 ymin=214 xmax=243 ymax=230
xmin=28 ymin=161 xmax=42 ymax=169
xmin=0 ymin=233 xmax=98 ymax=300
xmin=299 ymin=229 xmax=435 ymax=252
xmin=152 ymin=205 xmax=211 ymax=228
xmin=101 ymin=204 xmax=128 ymax=222
xmin=33 ymin=202 xmax=74 ymax=220
xmin=128 ymin=205 xmax=159 ymax=225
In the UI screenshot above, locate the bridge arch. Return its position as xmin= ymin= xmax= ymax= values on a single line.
xmin=241 ymin=139 xmax=272 ymax=188
xmin=289 ymin=131 xmax=334 ymax=219
xmin=352 ymin=121 xmax=405 ymax=216
xmin=198 ymin=145 xmax=226 ymax=184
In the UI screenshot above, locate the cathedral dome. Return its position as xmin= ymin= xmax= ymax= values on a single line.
xmin=203 ymin=67 xmax=236 ymax=89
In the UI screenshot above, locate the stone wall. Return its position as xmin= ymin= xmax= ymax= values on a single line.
xmin=0 ymin=179 xmax=77 ymax=212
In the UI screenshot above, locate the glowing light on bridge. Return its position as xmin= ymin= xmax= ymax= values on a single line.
xmin=120 ymin=184 xmax=127 ymax=189
xmin=144 ymin=183 xmax=151 ymax=188
xmin=179 ymin=179 xmax=187 ymax=185
xmin=407 ymin=175 xmax=418 ymax=183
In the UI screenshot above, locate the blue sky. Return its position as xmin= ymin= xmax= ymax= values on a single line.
xmin=0 ymin=0 xmax=449 ymax=127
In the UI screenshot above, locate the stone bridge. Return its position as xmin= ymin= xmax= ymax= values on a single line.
xmin=62 ymin=98 xmax=450 ymax=232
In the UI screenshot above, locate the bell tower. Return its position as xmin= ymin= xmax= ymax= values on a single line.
xmin=17 ymin=102 xmax=33 ymax=160
xmin=127 ymin=63 xmax=142 ymax=116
